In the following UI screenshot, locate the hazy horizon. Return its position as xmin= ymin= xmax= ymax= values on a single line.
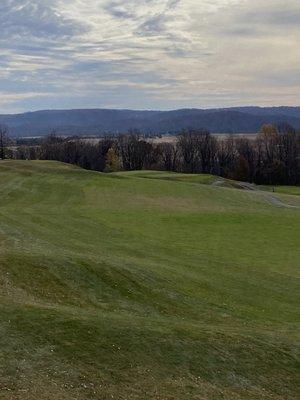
xmin=2 ymin=105 xmax=300 ymax=116
xmin=1 ymin=0 xmax=299 ymax=113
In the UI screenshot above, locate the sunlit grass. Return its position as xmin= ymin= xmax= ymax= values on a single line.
xmin=0 ymin=160 xmax=299 ymax=399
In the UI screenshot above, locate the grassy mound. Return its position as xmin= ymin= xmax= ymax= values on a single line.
xmin=0 ymin=161 xmax=299 ymax=399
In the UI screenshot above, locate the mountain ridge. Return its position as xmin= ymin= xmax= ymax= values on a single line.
xmin=1 ymin=106 xmax=300 ymax=137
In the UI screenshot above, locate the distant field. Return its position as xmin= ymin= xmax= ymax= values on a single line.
xmin=0 ymin=161 xmax=299 ymax=399
xmin=79 ymin=133 xmax=258 ymax=145
xmin=16 ymin=133 xmax=258 ymax=143
xmin=147 ymin=133 xmax=257 ymax=144
xmin=83 ymin=133 xmax=258 ymax=145
xmin=212 ymin=133 xmax=258 ymax=140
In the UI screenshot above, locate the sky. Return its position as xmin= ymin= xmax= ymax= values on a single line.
xmin=0 ymin=0 xmax=299 ymax=113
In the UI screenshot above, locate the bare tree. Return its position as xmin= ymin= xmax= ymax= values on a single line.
xmin=0 ymin=125 xmax=9 ymax=160
xmin=277 ymin=124 xmax=300 ymax=185
xmin=11 ymin=124 xmax=300 ymax=185
xmin=177 ymin=130 xmax=201 ymax=173
xmin=117 ymin=133 xmax=153 ymax=170
xmin=216 ymin=135 xmax=237 ymax=177
xmin=256 ymin=124 xmax=282 ymax=184
xmin=197 ymin=131 xmax=218 ymax=174
xmin=158 ymin=142 xmax=179 ymax=171
xmin=235 ymin=138 xmax=256 ymax=182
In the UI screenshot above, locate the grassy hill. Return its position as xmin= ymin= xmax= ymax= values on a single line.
xmin=0 ymin=160 xmax=299 ymax=400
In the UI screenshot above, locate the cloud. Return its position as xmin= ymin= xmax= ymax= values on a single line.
xmin=0 ymin=0 xmax=299 ymax=112
xmin=0 ymin=0 xmax=84 ymax=39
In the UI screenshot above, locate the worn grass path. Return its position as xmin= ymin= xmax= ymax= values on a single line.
xmin=0 ymin=161 xmax=299 ymax=399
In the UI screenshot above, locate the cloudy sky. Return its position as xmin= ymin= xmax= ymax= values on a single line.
xmin=1 ymin=0 xmax=299 ymax=113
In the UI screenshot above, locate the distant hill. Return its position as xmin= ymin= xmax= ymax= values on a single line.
xmin=1 ymin=107 xmax=300 ymax=137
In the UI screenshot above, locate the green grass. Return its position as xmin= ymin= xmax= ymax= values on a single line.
xmin=259 ymin=185 xmax=300 ymax=196
xmin=0 ymin=160 xmax=299 ymax=400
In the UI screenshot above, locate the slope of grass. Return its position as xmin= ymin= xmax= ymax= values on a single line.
xmin=0 ymin=160 xmax=299 ymax=400
xmin=259 ymin=185 xmax=300 ymax=196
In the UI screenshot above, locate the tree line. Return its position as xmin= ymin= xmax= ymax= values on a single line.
xmin=2 ymin=123 xmax=300 ymax=185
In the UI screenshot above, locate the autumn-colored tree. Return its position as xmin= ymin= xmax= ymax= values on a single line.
xmin=105 ymin=147 xmax=120 ymax=172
